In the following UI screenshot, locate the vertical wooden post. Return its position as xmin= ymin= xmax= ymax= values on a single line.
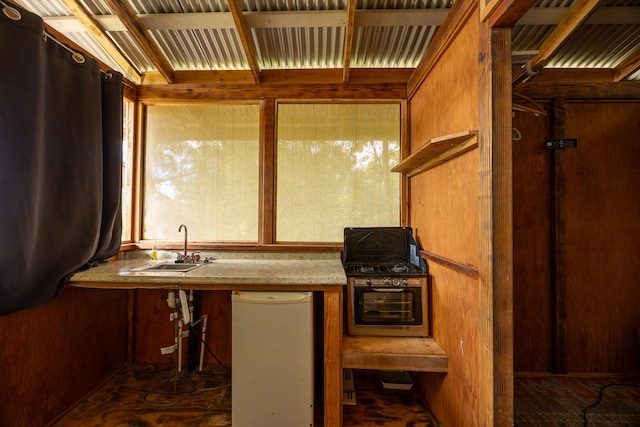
xmin=478 ymin=23 xmax=514 ymax=426
xmin=550 ymin=98 xmax=568 ymax=374
xmin=323 ymin=288 xmax=343 ymax=426
xmin=260 ymin=99 xmax=276 ymax=244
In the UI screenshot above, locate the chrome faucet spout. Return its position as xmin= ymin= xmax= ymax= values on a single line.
xmin=178 ymin=224 xmax=188 ymax=257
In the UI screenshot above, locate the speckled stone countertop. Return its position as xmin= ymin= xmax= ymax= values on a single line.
xmin=69 ymin=251 xmax=347 ymax=289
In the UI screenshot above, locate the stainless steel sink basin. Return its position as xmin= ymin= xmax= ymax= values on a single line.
xmin=130 ymin=262 xmax=202 ymax=273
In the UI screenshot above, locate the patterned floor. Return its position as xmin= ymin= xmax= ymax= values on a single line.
xmin=52 ymin=365 xmax=640 ymax=426
xmin=515 ymin=375 xmax=640 ymax=427
xmin=52 ymin=365 xmax=437 ymax=427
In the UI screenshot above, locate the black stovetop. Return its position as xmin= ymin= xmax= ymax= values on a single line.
xmin=342 ymin=227 xmax=428 ymax=277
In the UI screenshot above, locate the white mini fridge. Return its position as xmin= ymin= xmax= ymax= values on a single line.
xmin=232 ymin=291 xmax=314 ymax=427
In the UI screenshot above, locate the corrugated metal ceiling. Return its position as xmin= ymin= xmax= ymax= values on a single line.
xmin=10 ymin=0 xmax=640 ymax=83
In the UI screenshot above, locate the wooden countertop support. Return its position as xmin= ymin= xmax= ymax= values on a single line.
xmin=342 ymin=336 xmax=448 ymax=373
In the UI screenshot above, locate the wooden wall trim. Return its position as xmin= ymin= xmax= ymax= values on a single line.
xmin=136 ymin=83 xmax=407 ymax=101
xmin=422 ymin=250 xmax=480 ymax=279
xmin=477 ymin=25 xmax=514 ymax=426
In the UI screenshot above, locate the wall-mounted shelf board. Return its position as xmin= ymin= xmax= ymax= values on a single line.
xmin=392 ymin=130 xmax=479 ymax=176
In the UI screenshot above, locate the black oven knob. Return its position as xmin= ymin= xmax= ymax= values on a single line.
xmin=366 ymin=279 xmax=372 ymax=286
xmin=383 ymin=278 xmax=390 ymax=286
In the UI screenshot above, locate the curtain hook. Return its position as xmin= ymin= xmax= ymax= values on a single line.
xmin=2 ymin=4 xmax=21 ymax=21
xmin=72 ymin=52 xmax=86 ymax=64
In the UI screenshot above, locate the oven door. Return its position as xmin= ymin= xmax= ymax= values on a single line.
xmin=353 ymin=285 xmax=422 ymax=326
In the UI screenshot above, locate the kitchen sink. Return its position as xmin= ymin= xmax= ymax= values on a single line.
xmin=130 ymin=262 xmax=203 ymax=273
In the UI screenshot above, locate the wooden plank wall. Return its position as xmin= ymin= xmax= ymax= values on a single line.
xmin=407 ymin=7 xmax=483 ymax=426
xmin=132 ymin=289 xmax=232 ymax=367
xmin=0 ymin=287 xmax=128 ymax=426
xmin=512 ymin=106 xmax=553 ymax=372
xmin=513 ymin=101 xmax=640 ymax=374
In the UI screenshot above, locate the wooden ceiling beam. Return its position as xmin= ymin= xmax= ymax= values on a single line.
xmin=487 ymin=0 xmax=538 ymax=28
xmin=137 ymin=82 xmax=408 ymax=102
xmin=102 ymin=0 xmax=175 ymax=84
xmin=342 ymin=0 xmax=356 ymax=83
xmin=613 ymin=46 xmax=640 ymax=82
xmin=513 ymin=0 xmax=603 ymax=85
xmin=227 ymin=0 xmax=261 ymax=83
xmin=141 ymin=68 xmax=413 ymax=85
xmin=514 ymin=80 xmax=640 ymax=100
xmin=59 ymin=0 xmax=142 ymax=84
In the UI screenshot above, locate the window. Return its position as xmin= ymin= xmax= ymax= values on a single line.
xmin=143 ymin=104 xmax=260 ymax=242
xmin=140 ymin=101 xmax=401 ymax=246
xmin=121 ymin=97 xmax=134 ymax=243
xmin=276 ymin=103 xmax=401 ymax=242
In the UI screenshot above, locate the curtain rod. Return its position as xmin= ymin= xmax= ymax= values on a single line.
xmin=2 ymin=0 xmax=114 ymax=80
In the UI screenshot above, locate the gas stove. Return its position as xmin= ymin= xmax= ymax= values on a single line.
xmin=342 ymin=226 xmax=428 ymax=280
xmin=342 ymin=227 xmax=430 ymax=337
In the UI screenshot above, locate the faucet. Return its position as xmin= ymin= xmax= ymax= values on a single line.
xmin=178 ymin=224 xmax=188 ymax=260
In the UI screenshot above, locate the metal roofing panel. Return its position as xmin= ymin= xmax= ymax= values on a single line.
xmin=126 ymin=0 xmax=226 ymax=13
xmin=15 ymin=0 xmax=69 ymax=16
xmin=548 ymin=24 xmax=640 ymax=69
xmin=351 ymin=24 xmax=437 ymax=68
xmin=108 ymin=31 xmax=157 ymax=72
xmin=244 ymin=0 xmax=346 ymax=12
xmin=14 ymin=0 xmax=640 ymax=81
xmin=254 ymin=26 xmax=343 ymax=69
xmin=152 ymin=28 xmax=248 ymax=70
xmin=357 ymin=0 xmax=451 ymax=9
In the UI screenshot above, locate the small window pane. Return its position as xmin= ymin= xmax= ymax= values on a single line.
xmin=276 ymin=104 xmax=401 ymax=242
xmin=121 ymin=98 xmax=134 ymax=242
xmin=143 ymin=104 xmax=260 ymax=241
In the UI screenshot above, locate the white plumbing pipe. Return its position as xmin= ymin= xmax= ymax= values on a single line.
xmin=199 ymin=314 xmax=209 ymax=371
xmin=167 ymin=290 xmax=176 ymax=308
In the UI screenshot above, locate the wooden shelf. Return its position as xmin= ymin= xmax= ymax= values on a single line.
xmin=391 ymin=130 xmax=479 ymax=176
xmin=342 ymin=336 xmax=448 ymax=373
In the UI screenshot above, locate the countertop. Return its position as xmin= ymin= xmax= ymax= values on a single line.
xmin=69 ymin=251 xmax=347 ymax=289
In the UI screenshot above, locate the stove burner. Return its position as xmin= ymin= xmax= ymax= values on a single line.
xmin=344 ymin=263 xmax=425 ymax=276
xmin=390 ymin=265 xmax=410 ymax=273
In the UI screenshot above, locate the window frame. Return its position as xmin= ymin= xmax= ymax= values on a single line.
xmin=122 ymin=98 xmax=408 ymax=252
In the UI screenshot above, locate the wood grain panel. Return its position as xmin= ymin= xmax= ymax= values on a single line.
xmin=407 ymin=8 xmax=482 ymax=426
xmin=477 ymin=25 xmax=514 ymax=426
xmin=411 ymin=151 xmax=480 ymax=267
xmin=0 ymin=287 xmax=128 ymax=427
xmin=132 ymin=289 xmax=232 ymax=367
xmin=512 ymin=103 xmax=554 ymax=373
xmin=419 ymin=264 xmax=480 ymax=426
xmin=562 ymin=102 xmax=640 ymax=373
xmin=132 ymin=289 xmax=178 ymax=365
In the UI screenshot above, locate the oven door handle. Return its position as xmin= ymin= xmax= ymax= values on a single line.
xmin=372 ymin=288 xmax=405 ymax=293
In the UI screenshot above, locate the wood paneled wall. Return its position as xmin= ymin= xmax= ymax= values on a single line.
xmin=512 ymin=106 xmax=553 ymax=372
xmin=513 ymin=101 xmax=640 ymax=374
xmin=408 ymin=6 xmax=484 ymax=426
xmin=132 ymin=289 xmax=232 ymax=367
xmin=0 ymin=287 xmax=128 ymax=426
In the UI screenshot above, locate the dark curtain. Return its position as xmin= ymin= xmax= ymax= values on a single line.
xmin=0 ymin=1 xmax=123 ymax=315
